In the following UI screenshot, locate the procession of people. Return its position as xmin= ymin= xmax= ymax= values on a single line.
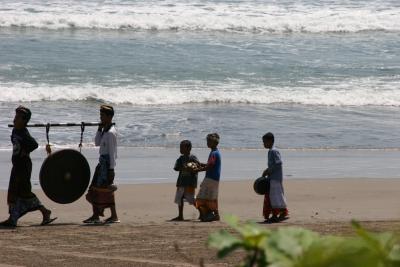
xmin=0 ymin=104 xmax=288 ymax=227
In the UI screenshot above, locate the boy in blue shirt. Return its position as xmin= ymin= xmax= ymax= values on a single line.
xmin=262 ymin=132 xmax=288 ymax=223
xmin=195 ymin=133 xmax=221 ymax=222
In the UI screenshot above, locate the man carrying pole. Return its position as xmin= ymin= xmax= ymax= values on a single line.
xmin=84 ymin=105 xmax=120 ymax=224
xmin=0 ymin=106 xmax=56 ymax=227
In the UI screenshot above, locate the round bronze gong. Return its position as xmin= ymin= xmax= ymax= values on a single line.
xmin=40 ymin=149 xmax=91 ymax=204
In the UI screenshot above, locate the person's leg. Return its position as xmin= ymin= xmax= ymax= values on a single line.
xmin=104 ymin=205 xmax=120 ymax=223
xmin=263 ymin=194 xmax=272 ymax=221
xmin=212 ymin=200 xmax=220 ymax=221
xmin=196 ymin=199 xmax=210 ymax=221
xmin=179 ymin=197 xmax=184 ymax=219
xmin=39 ymin=206 xmax=51 ymax=220
xmin=1 ymin=164 xmax=28 ymax=226
xmin=39 ymin=205 xmax=57 ymax=225
xmin=171 ymin=196 xmax=184 ymax=221
xmin=172 ymin=188 xmax=185 ymax=221
xmin=0 ymin=203 xmax=16 ymax=227
xmin=92 ymin=205 xmax=100 ymax=220
xmin=277 ymin=208 xmax=289 ymax=219
xmin=110 ymin=205 xmax=118 ymax=220
xmin=83 ymin=205 xmax=101 ymax=223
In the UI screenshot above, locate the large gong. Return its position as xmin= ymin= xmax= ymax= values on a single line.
xmin=40 ymin=149 xmax=91 ymax=204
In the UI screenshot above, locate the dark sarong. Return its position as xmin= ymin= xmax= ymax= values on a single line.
xmin=85 ymin=156 xmax=115 ymax=216
xmin=7 ymin=158 xmax=43 ymax=224
xmin=86 ymin=187 xmax=115 ymax=217
xmin=263 ymin=193 xmax=288 ymax=219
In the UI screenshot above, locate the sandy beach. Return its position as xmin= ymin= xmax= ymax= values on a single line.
xmin=0 ymin=177 xmax=399 ymax=266
xmin=1 ymin=0 xmax=400 ymax=265
xmin=0 ymin=148 xmax=400 ymax=266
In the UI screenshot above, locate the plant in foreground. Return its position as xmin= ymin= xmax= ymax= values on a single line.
xmin=208 ymin=215 xmax=400 ymax=267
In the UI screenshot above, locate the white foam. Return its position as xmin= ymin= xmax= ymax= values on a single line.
xmin=1 ymin=77 xmax=400 ymax=106
xmin=0 ymin=0 xmax=399 ymax=33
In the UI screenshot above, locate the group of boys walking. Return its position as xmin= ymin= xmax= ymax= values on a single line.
xmin=0 ymin=105 xmax=288 ymax=227
xmin=172 ymin=132 xmax=288 ymax=223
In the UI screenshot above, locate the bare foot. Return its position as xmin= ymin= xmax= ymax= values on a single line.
xmin=41 ymin=210 xmax=57 ymax=226
xmin=83 ymin=216 xmax=101 ymax=224
xmin=170 ymin=216 xmax=184 ymax=221
xmin=0 ymin=218 xmax=16 ymax=228
xmin=104 ymin=217 xmax=121 ymax=224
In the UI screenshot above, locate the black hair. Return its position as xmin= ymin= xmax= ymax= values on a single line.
xmin=206 ymin=133 xmax=220 ymax=144
xmin=100 ymin=105 xmax=114 ymax=117
xmin=180 ymin=140 xmax=192 ymax=149
xmin=15 ymin=106 xmax=31 ymax=124
xmin=262 ymin=132 xmax=274 ymax=144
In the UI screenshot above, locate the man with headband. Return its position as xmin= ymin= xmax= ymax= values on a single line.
xmin=84 ymin=105 xmax=120 ymax=224
xmin=0 ymin=106 xmax=56 ymax=227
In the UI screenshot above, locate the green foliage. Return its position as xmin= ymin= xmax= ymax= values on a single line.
xmin=207 ymin=216 xmax=400 ymax=267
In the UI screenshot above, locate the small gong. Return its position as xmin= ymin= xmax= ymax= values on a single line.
xmin=253 ymin=177 xmax=270 ymax=195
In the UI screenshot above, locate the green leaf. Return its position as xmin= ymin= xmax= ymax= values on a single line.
xmin=352 ymin=220 xmax=399 ymax=263
xmin=265 ymin=227 xmax=319 ymax=263
xmin=208 ymin=216 xmax=400 ymax=267
xmin=224 ymin=214 xmax=270 ymax=239
xmin=208 ymin=230 xmax=242 ymax=250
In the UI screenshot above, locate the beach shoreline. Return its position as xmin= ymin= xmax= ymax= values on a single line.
xmin=0 ymin=178 xmax=399 ymax=225
xmin=1 ymin=147 xmax=400 ymax=189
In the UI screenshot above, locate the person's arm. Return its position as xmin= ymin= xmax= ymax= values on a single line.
xmin=267 ymin=150 xmax=282 ymax=176
xmin=24 ymin=132 xmax=39 ymax=153
xmin=196 ymin=154 xmax=216 ymax=172
xmin=108 ymin=131 xmax=117 ymax=169
xmin=174 ymin=158 xmax=182 ymax=172
xmin=189 ymin=155 xmax=200 ymax=173
xmin=191 ymin=155 xmax=200 ymax=165
xmin=46 ymin=144 xmax=52 ymax=155
xmin=94 ymin=128 xmax=102 ymax=146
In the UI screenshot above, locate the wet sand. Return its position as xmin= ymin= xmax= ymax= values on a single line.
xmin=0 ymin=179 xmax=399 ymax=266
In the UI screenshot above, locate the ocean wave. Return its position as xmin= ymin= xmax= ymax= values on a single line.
xmin=0 ymin=1 xmax=399 ymax=33
xmin=1 ymin=78 xmax=400 ymax=106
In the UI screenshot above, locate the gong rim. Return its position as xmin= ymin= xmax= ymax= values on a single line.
xmin=39 ymin=149 xmax=91 ymax=204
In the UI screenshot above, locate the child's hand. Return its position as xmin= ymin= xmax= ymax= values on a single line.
xmin=262 ymin=168 xmax=270 ymax=177
xmin=45 ymin=144 xmax=52 ymax=155
xmin=187 ymin=162 xmax=199 ymax=173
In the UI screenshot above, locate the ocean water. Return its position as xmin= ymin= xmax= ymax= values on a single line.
xmin=0 ymin=0 xmax=399 ymax=149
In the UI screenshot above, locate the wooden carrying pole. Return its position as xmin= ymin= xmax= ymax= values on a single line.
xmin=8 ymin=122 xmax=115 ymax=128
xmin=8 ymin=122 xmax=116 ymax=152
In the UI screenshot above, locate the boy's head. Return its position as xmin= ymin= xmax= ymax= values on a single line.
xmin=180 ymin=140 xmax=192 ymax=155
xmin=14 ymin=106 xmax=31 ymax=129
xmin=262 ymin=132 xmax=274 ymax=149
xmin=100 ymin=104 xmax=114 ymax=125
xmin=206 ymin=133 xmax=220 ymax=149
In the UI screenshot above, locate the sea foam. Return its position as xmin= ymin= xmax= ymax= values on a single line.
xmin=0 ymin=0 xmax=399 ymax=33
xmin=1 ymin=77 xmax=400 ymax=106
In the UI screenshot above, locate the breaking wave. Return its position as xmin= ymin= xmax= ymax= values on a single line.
xmin=0 ymin=0 xmax=400 ymax=33
xmin=1 ymin=77 xmax=400 ymax=106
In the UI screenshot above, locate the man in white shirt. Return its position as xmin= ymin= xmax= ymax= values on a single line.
xmin=84 ymin=105 xmax=119 ymax=224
